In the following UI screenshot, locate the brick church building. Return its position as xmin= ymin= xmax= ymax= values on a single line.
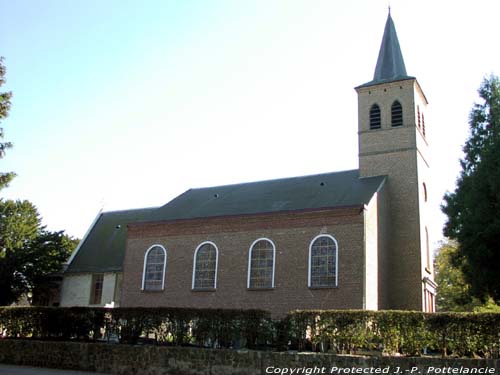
xmin=60 ymin=13 xmax=437 ymax=315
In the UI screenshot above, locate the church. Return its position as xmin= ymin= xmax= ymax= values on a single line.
xmin=60 ymin=13 xmax=437 ymax=315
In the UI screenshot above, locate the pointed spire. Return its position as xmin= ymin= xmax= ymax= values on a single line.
xmin=372 ymin=12 xmax=409 ymax=83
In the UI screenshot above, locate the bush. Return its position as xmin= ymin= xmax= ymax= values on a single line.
xmin=0 ymin=307 xmax=499 ymax=358
xmin=0 ymin=306 xmax=272 ymax=349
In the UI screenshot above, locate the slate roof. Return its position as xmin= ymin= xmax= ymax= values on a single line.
xmin=66 ymin=170 xmax=386 ymax=274
xmin=65 ymin=207 xmax=157 ymax=274
xmin=357 ymin=13 xmax=414 ymax=88
xmin=149 ymin=169 xmax=386 ymax=222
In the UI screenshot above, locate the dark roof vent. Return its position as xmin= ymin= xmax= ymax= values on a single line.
xmin=115 ymin=225 xmax=121 ymax=229
xmin=320 ymin=182 xmax=325 ymax=186
xmin=213 ymin=193 xmax=220 ymax=198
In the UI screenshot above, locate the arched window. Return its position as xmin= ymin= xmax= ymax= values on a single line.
xmin=192 ymin=241 xmax=218 ymax=290
xmin=425 ymin=227 xmax=431 ymax=271
xmin=391 ymin=100 xmax=403 ymax=127
xmin=247 ymin=238 xmax=275 ymax=289
xmin=308 ymin=235 xmax=338 ymax=288
xmin=422 ymin=113 xmax=426 ymax=136
xmin=369 ymin=104 xmax=381 ymax=129
xmin=142 ymin=245 xmax=167 ymax=291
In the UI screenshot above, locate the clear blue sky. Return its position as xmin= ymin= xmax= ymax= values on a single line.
xmin=1 ymin=1 xmax=499 ymax=251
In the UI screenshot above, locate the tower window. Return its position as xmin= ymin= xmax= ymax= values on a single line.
xmin=425 ymin=227 xmax=431 ymax=272
xmin=369 ymin=104 xmax=381 ymax=129
xmin=417 ymin=106 xmax=421 ymax=129
xmin=391 ymin=101 xmax=403 ymax=127
xmin=422 ymin=113 xmax=426 ymax=136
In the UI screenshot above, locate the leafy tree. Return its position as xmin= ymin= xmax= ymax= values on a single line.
xmin=435 ymin=240 xmax=500 ymax=312
xmin=0 ymin=57 xmax=15 ymax=190
xmin=0 ymin=199 xmax=78 ymax=305
xmin=0 ymin=199 xmax=40 ymax=305
xmin=26 ymin=230 xmax=79 ymax=304
xmin=434 ymin=240 xmax=471 ymax=311
xmin=442 ymin=75 xmax=500 ymax=303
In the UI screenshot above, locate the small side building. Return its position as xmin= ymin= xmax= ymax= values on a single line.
xmin=59 ymin=208 xmax=156 ymax=307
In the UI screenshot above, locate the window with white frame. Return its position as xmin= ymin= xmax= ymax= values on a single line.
xmin=142 ymin=245 xmax=167 ymax=291
xmin=247 ymin=238 xmax=275 ymax=289
xmin=308 ymin=235 xmax=338 ymax=288
xmin=192 ymin=241 xmax=218 ymax=290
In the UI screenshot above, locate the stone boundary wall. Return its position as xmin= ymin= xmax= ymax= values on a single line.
xmin=0 ymin=340 xmax=499 ymax=375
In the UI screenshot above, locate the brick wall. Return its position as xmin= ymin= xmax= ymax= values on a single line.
xmin=121 ymin=208 xmax=367 ymax=316
xmin=356 ymin=78 xmax=432 ymax=311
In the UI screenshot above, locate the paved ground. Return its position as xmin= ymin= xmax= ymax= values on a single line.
xmin=0 ymin=364 xmax=108 ymax=375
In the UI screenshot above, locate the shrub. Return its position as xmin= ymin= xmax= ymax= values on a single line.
xmin=1 ymin=307 xmax=499 ymax=358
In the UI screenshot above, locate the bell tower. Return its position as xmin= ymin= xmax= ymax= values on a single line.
xmin=355 ymin=12 xmax=436 ymax=311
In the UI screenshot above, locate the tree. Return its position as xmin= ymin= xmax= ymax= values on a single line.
xmin=0 ymin=199 xmax=78 ymax=305
xmin=0 ymin=199 xmax=40 ymax=305
xmin=434 ymin=240 xmax=472 ymax=312
xmin=0 ymin=57 xmax=15 ymax=190
xmin=435 ymin=240 xmax=500 ymax=312
xmin=26 ymin=230 xmax=79 ymax=304
xmin=442 ymin=75 xmax=500 ymax=303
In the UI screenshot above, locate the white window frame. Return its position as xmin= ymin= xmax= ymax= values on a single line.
xmin=191 ymin=241 xmax=219 ymax=290
xmin=247 ymin=237 xmax=276 ymax=289
xmin=308 ymin=234 xmax=339 ymax=288
xmin=141 ymin=244 xmax=167 ymax=291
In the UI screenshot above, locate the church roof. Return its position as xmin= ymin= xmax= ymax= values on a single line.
xmin=150 ymin=169 xmax=386 ymax=222
xmin=65 ymin=207 xmax=157 ymax=274
xmin=65 ymin=170 xmax=385 ymax=274
xmin=358 ymin=12 xmax=414 ymax=88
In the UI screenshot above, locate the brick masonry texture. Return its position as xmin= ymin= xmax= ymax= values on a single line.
xmin=121 ymin=208 xmax=367 ymax=316
xmin=356 ymin=78 xmax=433 ymax=311
xmin=1 ymin=340 xmax=499 ymax=375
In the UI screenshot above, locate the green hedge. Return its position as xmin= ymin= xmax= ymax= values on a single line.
xmin=285 ymin=310 xmax=500 ymax=358
xmin=1 ymin=307 xmax=499 ymax=358
xmin=0 ymin=307 xmax=273 ymax=349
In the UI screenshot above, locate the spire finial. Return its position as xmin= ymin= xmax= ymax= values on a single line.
xmin=388 ymin=4 xmax=391 ymax=15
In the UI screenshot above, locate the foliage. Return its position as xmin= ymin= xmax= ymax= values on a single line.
xmin=434 ymin=240 xmax=500 ymax=312
xmin=0 ymin=200 xmax=41 ymax=305
xmin=0 ymin=200 xmax=78 ymax=306
xmin=435 ymin=240 xmax=479 ymax=311
xmin=26 ymin=231 xmax=79 ymax=304
xmin=442 ymin=75 xmax=500 ymax=303
xmin=286 ymin=310 xmax=375 ymax=354
xmin=1 ymin=307 xmax=499 ymax=358
xmin=0 ymin=306 xmax=273 ymax=349
xmin=374 ymin=310 xmax=429 ymax=356
xmin=0 ymin=57 xmax=15 ymax=190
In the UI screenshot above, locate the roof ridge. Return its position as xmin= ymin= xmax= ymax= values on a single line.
xmin=101 ymin=206 xmax=159 ymax=215
xmin=190 ymin=169 xmax=360 ymax=191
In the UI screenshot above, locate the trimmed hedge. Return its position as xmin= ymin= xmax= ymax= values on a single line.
xmin=0 ymin=307 xmax=273 ymax=349
xmin=285 ymin=310 xmax=500 ymax=358
xmin=1 ymin=307 xmax=499 ymax=358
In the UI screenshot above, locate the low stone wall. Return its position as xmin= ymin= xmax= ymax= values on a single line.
xmin=0 ymin=340 xmax=499 ymax=375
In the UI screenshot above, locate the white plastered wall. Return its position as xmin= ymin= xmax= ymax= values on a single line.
xmin=60 ymin=272 xmax=119 ymax=307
